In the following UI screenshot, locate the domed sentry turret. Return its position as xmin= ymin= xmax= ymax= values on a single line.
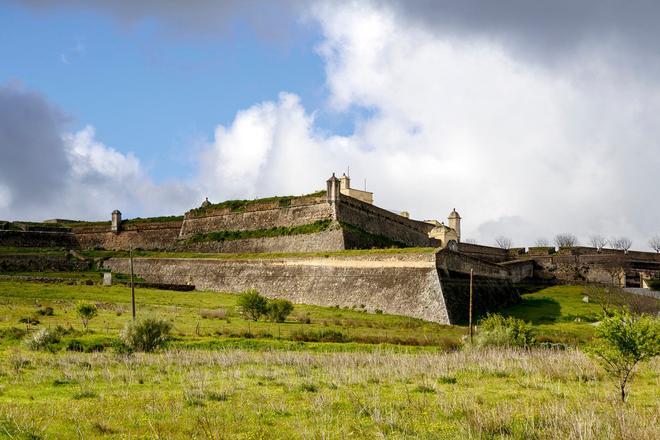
xmin=201 ymin=197 xmax=211 ymax=208
xmin=448 ymin=208 xmax=461 ymax=242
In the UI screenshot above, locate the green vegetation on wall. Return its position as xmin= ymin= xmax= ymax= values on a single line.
xmin=185 ymin=219 xmax=333 ymax=243
xmin=188 ymin=190 xmax=326 ymax=216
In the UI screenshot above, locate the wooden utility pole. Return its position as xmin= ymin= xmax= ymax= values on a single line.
xmin=469 ymin=268 xmax=474 ymax=343
xmin=130 ymin=248 xmax=136 ymax=321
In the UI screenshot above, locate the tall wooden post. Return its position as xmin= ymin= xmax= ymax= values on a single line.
xmin=130 ymin=248 xmax=136 ymax=321
xmin=469 ymin=268 xmax=474 ymax=343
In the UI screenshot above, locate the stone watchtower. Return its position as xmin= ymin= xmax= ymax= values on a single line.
xmin=448 ymin=209 xmax=461 ymax=242
xmin=326 ymin=173 xmax=340 ymax=203
xmin=111 ymin=210 xmax=122 ymax=234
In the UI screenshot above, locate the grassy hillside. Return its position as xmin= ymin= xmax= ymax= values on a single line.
xmin=0 ymin=280 xmax=657 ymax=438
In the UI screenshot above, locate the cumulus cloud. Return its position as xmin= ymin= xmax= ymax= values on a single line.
xmin=0 ymin=84 xmax=70 ymax=212
xmin=5 ymin=2 xmax=660 ymax=250
xmin=195 ymin=2 xmax=660 ymax=249
xmin=0 ymin=84 xmax=195 ymax=221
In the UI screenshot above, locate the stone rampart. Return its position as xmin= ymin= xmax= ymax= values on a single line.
xmin=0 ymin=254 xmax=91 ymax=272
xmin=456 ymin=242 xmax=509 ymax=263
xmin=335 ymin=194 xmax=435 ymax=247
xmin=175 ymin=229 xmax=346 ymax=253
xmin=72 ymin=221 xmax=182 ymax=251
xmin=103 ymin=252 xmax=451 ymax=322
xmin=0 ymin=230 xmax=79 ymax=248
xmin=179 ymin=196 xmax=332 ymax=239
xmin=102 ymin=250 xmax=520 ymax=324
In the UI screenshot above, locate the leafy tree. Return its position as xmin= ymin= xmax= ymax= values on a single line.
xmin=587 ymin=309 xmax=660 ymax=402
xmin=267 ymin=299 xmax=294 ymax=323
xmin=120 ymin=318 xmax=172 ymax=352
xmin=237 ymin=290 xmax=268 ymax=321
xmin=76 ymin=302 xmax=98 ymax=330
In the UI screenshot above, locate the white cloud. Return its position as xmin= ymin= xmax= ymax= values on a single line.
xmin=196 ymin=2 xmax=660 ymax=250
xmin=5 ymin=2 xmax=660 ymax=251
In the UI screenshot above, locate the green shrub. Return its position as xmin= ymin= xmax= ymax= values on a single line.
xmin=237 ymin=290 xmax=268 ymax=321
xmin=290 ymin=329 xmax=347 ymax=343
xmin=648 ymin=279 xmax=660 ymax=291
xmin=587 ymin=309 xmax=659 ymax=402
xmin=266 ymin=299 xmax=294 ymax=323
xmin=76 ymin=302 xmax=98 ymax=330
xmin=25 ymin=327 xmax=66 ymax=352
xmin=474 ymin=314 xmax=534 ymax=348
xmin=120 ymin=318 xmax=172 ymax=352
xmin=18 ymin=316 xmax=40 ymax=325
xmin=0 ymin=327 xmax=27 ymax=340
xmin=36 ymin=306 xmax=54 ymax=316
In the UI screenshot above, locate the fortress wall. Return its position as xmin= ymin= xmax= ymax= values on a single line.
xmin=0 ymin=230 xmax=79 ymax=248
xmin=179 ymin=199 xmax=333 ymax=238
xmin=456 ymin=242 xmax=509 ymax=263
xmin=174 ymin=229 xmax=346 ymax=253
xmin=72 ymin=221 xmax=182 ymax=250
xmin=103 ymin=252 xmax=452 ymax=323
xmin=0 ymin=254 xmax=91 ymax=272
xmin=335 ymin=195 xmax=434 ymax=247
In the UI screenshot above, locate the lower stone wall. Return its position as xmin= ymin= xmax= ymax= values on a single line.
xmin=456 ymin=243 xmax=509 ymax=263
xmin=73 ymin=222 xmax=182 ymax=251
xmin=103 ymin=251 xmax=521 ymax=324
xmin=0 ymin=254 xmax=91 ymax=272
xmin=0 ymin=231 xmax=79 ymax=248
xmin=175 ymin=229 xmax=346 ymax=253
xmin=103 ymin=253 xmax=451 ymax=323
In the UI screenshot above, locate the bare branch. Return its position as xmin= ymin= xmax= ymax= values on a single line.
xmin=610 ymin=236 xmax=632 ymax=253
xmin=554 ymin=233 xmax=578 ymax=248
xmin=589 ymin=234 xmax=608 ymax=252
xmin=649 ymin=235 xmax=660 ymax=253
xmin=534 ymin=238 xmax=549 ymax=247
xmin=494 ymin=236 xmax=512 ymax=250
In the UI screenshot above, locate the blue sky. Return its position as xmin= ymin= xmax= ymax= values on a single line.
xmin=2 ymin=1 xmax=660 ymax=249
xmin=1 ymin=3 xmax=332 ymax=181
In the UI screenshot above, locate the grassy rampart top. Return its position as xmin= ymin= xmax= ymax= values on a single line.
xmin=84 ymin=247 xmax=437 ymax=261
xmin=185 ymin=190 xmax=327 ymax=218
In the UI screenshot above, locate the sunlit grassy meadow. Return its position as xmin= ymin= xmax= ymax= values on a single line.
xmin=0 ymin=276 xmax=658 ymax=439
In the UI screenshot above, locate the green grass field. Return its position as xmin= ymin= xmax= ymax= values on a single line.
xmin=0 ymin=279 xmax=658 ymax=439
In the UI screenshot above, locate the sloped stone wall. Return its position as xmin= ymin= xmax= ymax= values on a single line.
xmin=103 ymin=252 xmax=451 ymax=323
xmin=335 ymin=195 xmax=436 ymax=248
xmin=72 ymin=221 xmax=182 ymax=251
xmin=0 ymin=231 xmax=79 ymax=248
xmin=179 ymin=197 xmax=333 ymax=238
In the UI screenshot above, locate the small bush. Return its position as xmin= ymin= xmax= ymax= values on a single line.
xmin=18 ymin=316 xmax=40 ymax=325
xmin=266 ymin=299 xmax=294 ymax=323
xmin=237 ymin=290 xmax=268 ymax=321
xmin=66 ymin=339 xmax=84 ymax=352
xmin=291 ymin=329 xmax=347 ymax=343
xmin=25 ymin=327 xmax=65 ymax=352
xmin=36 ymin=306 xmax=54 ymax=316
xmin=0 ymin=327 xmax=27 ymax=341
xmin=120 ymin=318 xmax=172 ymax=352
xmin=474 ymin=314 xmax=534 ymax=348
xmin=199 ymin=308 xmax=227 ymax=320
xmin=76 ymin=302 xmax=98 ymax=330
